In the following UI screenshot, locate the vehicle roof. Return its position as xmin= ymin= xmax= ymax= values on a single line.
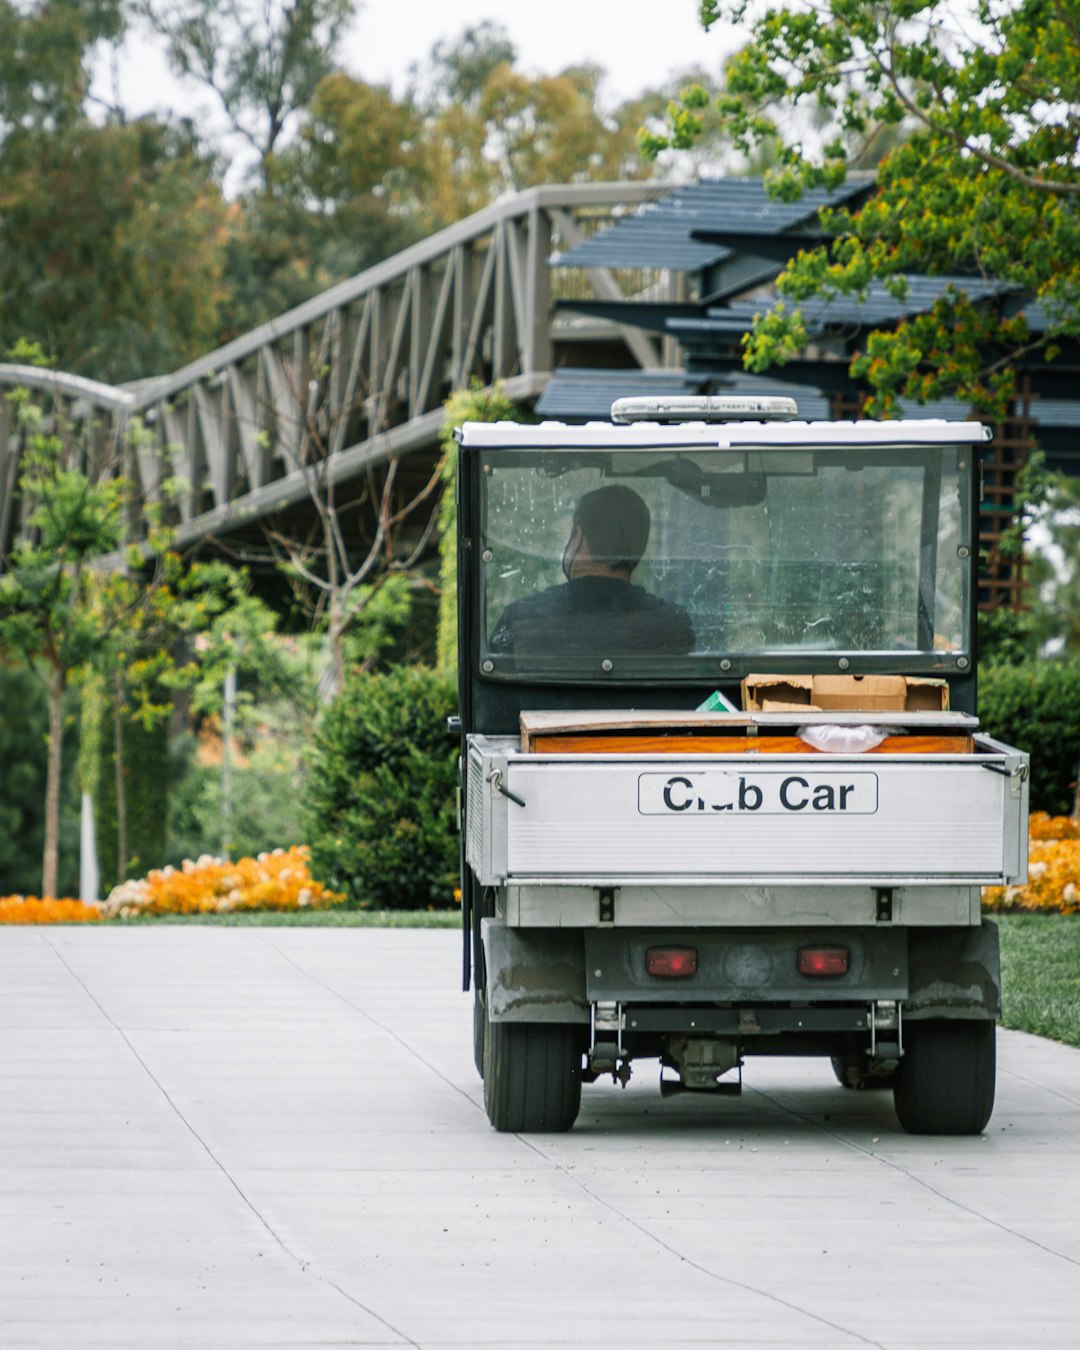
xmin=457 ymin=417 xmax=990 ymax=449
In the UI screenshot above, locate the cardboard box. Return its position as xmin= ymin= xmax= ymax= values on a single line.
xmin=743 ymin=674 xmax=949 ymax=713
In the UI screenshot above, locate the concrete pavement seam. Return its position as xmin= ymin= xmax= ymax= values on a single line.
xmin=998 ymin=1063 xmax=1080 ymax=1112
xmin=258 ymin=936 xmax=486 ymax=1118
xmin=261 ymin=936 xmax=882 ymax=1346
xmin=513 ymin=1131 xmax=885 ymax=1350
xmin=743 ymin=1080 xmax=1080 ymax=1273
xmin=40 ymin=933 xmax=423 ymax=1349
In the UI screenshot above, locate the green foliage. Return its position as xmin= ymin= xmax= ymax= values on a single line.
xmin=977 ymin=609 xmax=1040 ymax=667
xmin=79 ymin=673 xmax=169 ymax=886
xmin=654 ymin=0 xmax=1080 ymax=420
xmin=0 ymin=119 xmax=228 ymax=382
xmin=978 ymin=662 xmax=1080 ymax=815
xmin=140 ymin=0 xmax=357 ymax=191
xmin=436 ymin=383 xmax=528 ymax=676
xmin=1021 ymin=473 xmax=1080 ymax=656
xmin=168 ymin=738 xmax=306 ymax=866
xmin=0 ymin=667 xmax=79 ymax=896
xmin=0 ymin=0 xmax=125 ymax=131
xmin=304 ymin=667 xmax=458 ymax=909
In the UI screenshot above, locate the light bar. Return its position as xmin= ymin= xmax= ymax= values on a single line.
xmin=611 ymin=395 xmax=799 ymax=424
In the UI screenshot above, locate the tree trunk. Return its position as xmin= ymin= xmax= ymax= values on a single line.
xmin=42 ymin=664 xmax=64 ymax=899
xmin=113 ymin=671 xmax=127 ymax=884
xmin=318 ymin=608 xmax=346 ymax=703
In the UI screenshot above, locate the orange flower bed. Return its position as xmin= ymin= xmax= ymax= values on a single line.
xmin=983 ymin=814 xmax=1080 ymax=915
xmin=101 ymin=845 xmax=344 ymax=918
xmin=0 ymin=896 xmax=102 ymax=924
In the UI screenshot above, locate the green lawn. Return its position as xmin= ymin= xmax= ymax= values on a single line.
xmin=112 ymin=908 xmax=460 ymax=928
xmin=996 ymin=914 xmax=1080 ymax=1049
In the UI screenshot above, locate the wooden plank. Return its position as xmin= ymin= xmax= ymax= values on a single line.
xmin=528 ymin=734 xmax=975 ymax=756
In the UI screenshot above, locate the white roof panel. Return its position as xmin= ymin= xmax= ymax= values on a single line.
xmin=458 ymin=417 xmax=990 ymax=450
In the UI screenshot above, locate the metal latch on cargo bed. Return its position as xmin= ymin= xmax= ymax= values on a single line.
xmin=487 ymin=767 xmax=526 ymax=809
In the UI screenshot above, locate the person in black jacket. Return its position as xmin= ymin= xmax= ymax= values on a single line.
xmin=488 ymin=485 xmax=694 ymax=660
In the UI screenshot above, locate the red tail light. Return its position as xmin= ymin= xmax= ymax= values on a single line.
xmin=798 ymin=947 xmax=849 ymax=977
xmin=646 ymin=946 xmax=698 ymax=978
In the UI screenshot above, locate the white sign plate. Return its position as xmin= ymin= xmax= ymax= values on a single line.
xmin=638 ymin=770 xmax=879 ymax=816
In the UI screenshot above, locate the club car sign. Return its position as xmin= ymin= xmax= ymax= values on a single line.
xmin=638 ymin=770 xmax=879 ymax=816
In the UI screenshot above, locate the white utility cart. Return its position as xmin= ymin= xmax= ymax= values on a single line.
xmin=454 ymin=397 xmax=1028 ymax=1134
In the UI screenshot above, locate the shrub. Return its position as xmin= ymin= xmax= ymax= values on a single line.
xmin=305 ymin=667 xmax=458 ymax=909
xmin=100 ymin=846 xmax=342 ymax=918
xmin=0 ymin=896 xmax=100 ymax=923
xmin=983 ymin=815 xmax=1080 ymax=915
xmin=979 ymin=661 xmax=1080 ymax=816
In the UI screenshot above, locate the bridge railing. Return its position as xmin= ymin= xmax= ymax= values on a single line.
xmin=0 ymin=182 xmax=661 ymax=556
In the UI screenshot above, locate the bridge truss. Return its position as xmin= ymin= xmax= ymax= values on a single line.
xmin=0 ymin=182 xmax=663 ymax=559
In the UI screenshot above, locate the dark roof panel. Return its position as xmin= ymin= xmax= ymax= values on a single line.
xmin=668 ymin=277 xmax=1014 ymax=341
xmin=554 ymin=177 xmax=869 ymax=274
xmin=535 ymin=368 xmax=831 ymax=423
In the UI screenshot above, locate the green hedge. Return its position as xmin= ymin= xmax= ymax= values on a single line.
xmin=304 ymin=667 xmax=458 ymax=909
xmin=979 ymin=661 xmax=1080 ymax=816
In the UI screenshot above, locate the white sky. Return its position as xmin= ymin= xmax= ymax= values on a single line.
xmin=93 ymin=1 xmax=736 ymax=178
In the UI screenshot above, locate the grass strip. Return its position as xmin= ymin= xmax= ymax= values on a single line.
xmin=996 ymin=914 xmax=1080 ymax=1049
xmin=106 ymin=908 xmax=460 ymax=927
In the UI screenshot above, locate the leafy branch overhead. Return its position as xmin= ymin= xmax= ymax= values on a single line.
xmin=647 ymin=0 xmax=1080 ymax=416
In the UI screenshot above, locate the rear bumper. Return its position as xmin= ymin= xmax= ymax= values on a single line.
xmin=481 ymin=918 xmax=1001 ymax=1026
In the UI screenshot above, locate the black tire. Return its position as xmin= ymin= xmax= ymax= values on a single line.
xmin=472 ymin=983 xmax=486 ymax=1080
xmin=483 ymin=1017 xmax=582 ymax=1132
xmin=893 ymin=1019 xmax=996 ymax=1135
xmin=831 ymin=1055 xmax=896 ymax=1090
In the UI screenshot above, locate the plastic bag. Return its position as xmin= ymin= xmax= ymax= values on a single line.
xmin=798 ymin=724 xmax=894 ymax=754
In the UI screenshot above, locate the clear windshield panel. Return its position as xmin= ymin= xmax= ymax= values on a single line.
xmin=480 ymin=445 xmax=970 ymax=675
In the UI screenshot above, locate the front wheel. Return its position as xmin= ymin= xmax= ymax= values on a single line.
xmin=893 ymin=1019 xmax=995 ymax=1135
xmin=483 ymin=1017 xmax=582 ymax=1133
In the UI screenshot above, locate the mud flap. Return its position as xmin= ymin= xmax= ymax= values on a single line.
xmin=906 ymin=920 xmax=1001 ymax=1020
xmin=481 ymin=918 xmax=588 ymax=1023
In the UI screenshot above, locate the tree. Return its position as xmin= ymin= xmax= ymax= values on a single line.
xmin=0 ymin=118 xmax=228 ymax=381
xmin=0 ymin=2 xmax=228 ymax=381
xmin=646 ymin=0 xmax=1080 ymax=417
xmin=410 ymin=24 xmax=659 ymax=228
xmin=0 ymin=0 xmax=126 ymax=132
xmin=258 ymin=356 xmax=444 ymax=701
xmin=216 ymin=73 xmax=425 ymax=333
xmin=0 ymin=388 xmax=125 ymax=897
xmin=140 ymin=0 xmax=357 ymax=196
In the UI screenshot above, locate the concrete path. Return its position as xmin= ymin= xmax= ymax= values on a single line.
xmin=1 ymin=927 xmax=1079 ymax=1349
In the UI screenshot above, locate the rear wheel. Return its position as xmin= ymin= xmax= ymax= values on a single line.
xmin=472 ymin=984 xmax=486 ymax=1079
xmin=893 ymin=1019 xmax=995 ymax=1135
xmin=483 ymin=1016 xmax=582 ymax=1132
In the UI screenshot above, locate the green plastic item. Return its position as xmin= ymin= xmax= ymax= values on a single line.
xmin=697 ymin=689 xmax=739 ymax=713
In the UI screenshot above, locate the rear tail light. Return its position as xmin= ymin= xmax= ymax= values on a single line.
xmin=646 ymin=946 xmax=698 ymax=978
xmin=798 ymin=946 xmax=849 ymax=977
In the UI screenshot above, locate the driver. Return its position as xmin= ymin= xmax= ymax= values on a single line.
xmin=488 ymin=485 xmax=694 ymax=659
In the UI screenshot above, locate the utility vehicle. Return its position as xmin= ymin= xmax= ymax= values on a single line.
xmin=455 ymin=396 xmax=1027 ymax=1135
